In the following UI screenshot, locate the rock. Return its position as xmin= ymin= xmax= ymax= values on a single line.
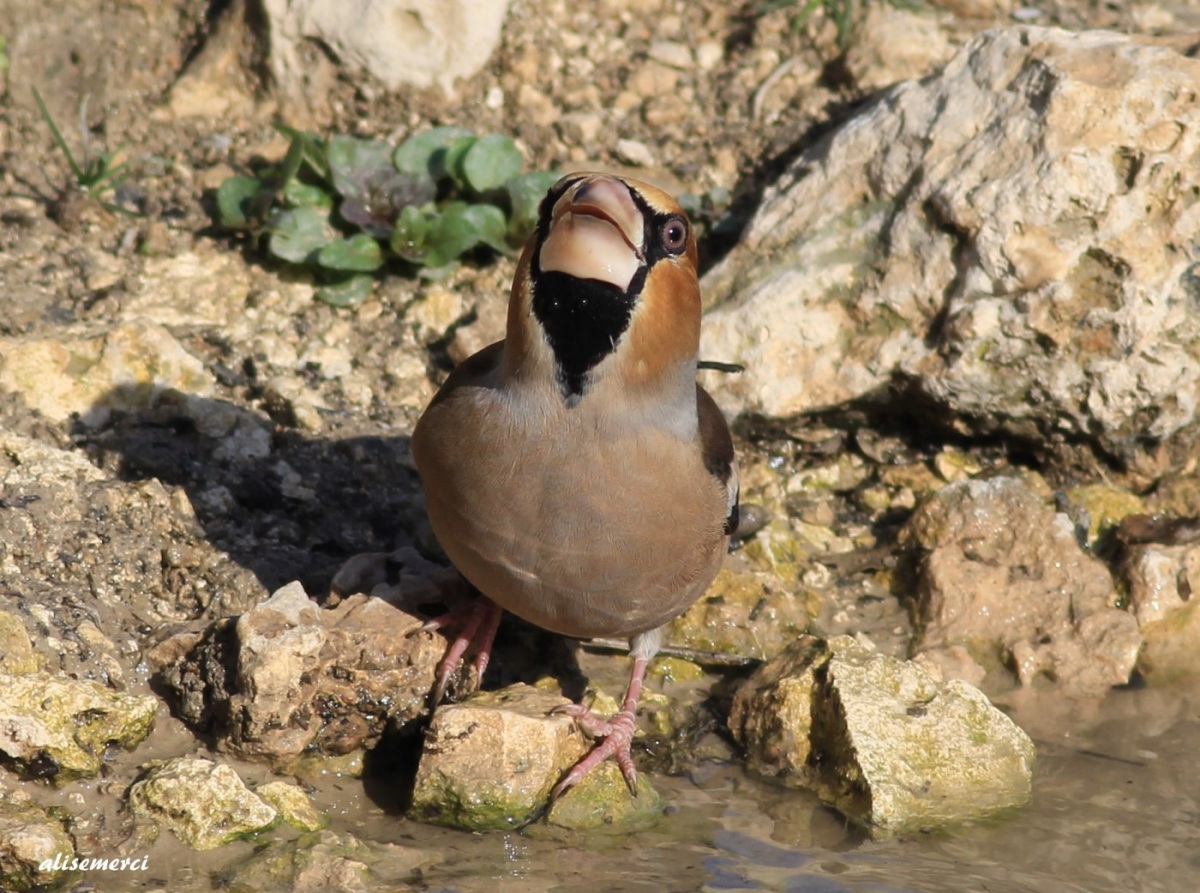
xmin=1061 ymin=483 xmax=1146 ymax=548
xmin=0 ymin=319 xmax=214 ymax=428
xmin=1 ymin=429 xmax=265 ymax=633
xmin=127 ymin=249 xmax=262 ymax=328
xmin=262 ymin=0 xmax=509 ymax=104
xmin=843 ymin=6 xmax=954 ymax=91
xmin=1120 ymin=537 xmax=1200 ymax=682
xmin=410 ymin=685 xmax=588 ymax=831
xmin=695 ymin=40 xmax=723 ymax=71
xmin=1148 ymin=469 xmax=1200 ymax=517
xmin=647 ymin=39 xmax=694 ymax=70
xmin=223 ymin=829 xmax=430 ymax=893
xmin=153 ymin=568 xmax=446 ymax=760
xmin=128 ymin=757 xmax=277 ymax=851
xmin=258 ymin=782 xmax=329 ymax=832
xmin=900 ymin=476 xmax=1141 ymax=696
xmin=728 ymin=636 xmax=826 ymax=784
xmin=817 ymin=637 xmax=1036 ymax=837
xmin=162 ymin=2 xmax=257 ymax=120
xmin=231 ymin=582 xmax=328 ymax=758
xmin=542 ymin=762 xmax=664 ymax=832
xmin=0 ymin=611 xmax=38 ymax=675
xmin=0 ymin=788 xmax=75 ymax=892
xmin=0 ymin=672 xmax=156 ymax=781
xmin=700 ymin=27 xmax=1200 ymax=466
xmin=1122 ymin=540 xmax=1200 ymax=628
xmin=730 ymin=636 xmax=1035 ymax=837
xmin=615 ymin=138 xmax=656 ymax=167
xmin=1137 ymin=599 xmax=1200 ymax=684
xmin=0 ymin=430 xmax=267 ymax=685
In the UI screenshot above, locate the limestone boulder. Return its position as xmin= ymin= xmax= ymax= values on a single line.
xmin=730 ymin=636 xmax=1035 ymax=838
xmin=701 ymin=27 xmax=1200 ymax=465
xmin=263 ymin=0 xmax=509 ymax=110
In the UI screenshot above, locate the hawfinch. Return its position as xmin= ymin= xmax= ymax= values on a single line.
xmin=412 ymin=172 xmax=739 ymax=797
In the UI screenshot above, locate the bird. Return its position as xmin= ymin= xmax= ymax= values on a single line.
xmin=411 ymin=172 xmax=738 ymax=798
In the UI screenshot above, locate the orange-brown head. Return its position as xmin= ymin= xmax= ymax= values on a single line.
xmin=503 ymin=173 xmax=702 ymax=407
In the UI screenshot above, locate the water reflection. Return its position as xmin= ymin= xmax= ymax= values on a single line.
xmin=693 ymin=687 xmax=1199 ymax=893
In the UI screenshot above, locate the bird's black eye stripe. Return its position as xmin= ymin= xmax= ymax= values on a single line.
xmin=625 ymin=188 xmax=690 ymax=262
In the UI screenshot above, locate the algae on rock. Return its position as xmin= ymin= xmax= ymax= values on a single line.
xmin=731 ymin=636 xmax=1035 ymax=838
xmin=410 ymin=685 xmax=589 ymax=831
xmin=0 ymin=672 xmax=156 ymax=782
xmin=128 ymin=757 xmax=278 ymax=851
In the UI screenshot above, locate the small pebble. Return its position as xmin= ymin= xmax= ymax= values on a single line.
xmin=648 ymin=40 xmax=694 ymax=70
xmin=695 ymin=41 xmax=724 ymax=71
xmin=615 ymin=138 xmax=656 ymax=167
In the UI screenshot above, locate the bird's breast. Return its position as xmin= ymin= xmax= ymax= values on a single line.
xmin=413 ymin=387 xmax=729 ymax=640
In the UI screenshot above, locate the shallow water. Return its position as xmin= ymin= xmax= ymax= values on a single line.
xmin=417 ymin=691 xmax=1195 ymax=893
xmin=366 ymin=688 xmax=1198 ymax=892
xmin=80 ymin=685 xmax=1197 ymax=892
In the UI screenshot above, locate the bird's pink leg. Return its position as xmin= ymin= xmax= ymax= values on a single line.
xmin=551 ymin=655 xmax=649 ymax=798
xmin=423 ymin=597 xmax=505 ymax=704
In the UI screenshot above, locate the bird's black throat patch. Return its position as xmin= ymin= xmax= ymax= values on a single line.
xmin=531 ymin=269 xmax=644 ymax=401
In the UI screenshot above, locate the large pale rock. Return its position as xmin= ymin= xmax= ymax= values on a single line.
xmin=263 ymin=0 xmax=509 ymax=99
xmin=730 ymin=637 xmax=1035 ymax=838
xmin=700 ymin=27 xmax=1200 ymax=462
xmin=901 ymin=477 xmax=1141 ymax=696
xmin=410 ymin=685 xmax=588 ymax=831
xmin=0 ymin=319 xmax=213 ymax=427
xmin=128 ymin=757 xmax=277 ymax=851
xmin=0 ymin=672 xmax=156 ymax=781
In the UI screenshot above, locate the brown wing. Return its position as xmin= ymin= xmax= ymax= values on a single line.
xmin=424 ymin=341 xmax=505 ymax=411
xmin=696 ymin=384 xmax=739 ymax=536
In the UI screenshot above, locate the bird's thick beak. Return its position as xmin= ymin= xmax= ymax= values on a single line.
xmin=538 ymin=175 xmax=645 ymax=291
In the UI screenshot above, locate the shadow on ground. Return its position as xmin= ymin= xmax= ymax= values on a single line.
xmin=73 ymin=386 xmax=428 ymax=605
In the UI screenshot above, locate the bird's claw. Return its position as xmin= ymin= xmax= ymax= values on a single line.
xmin=551 ymin=705 xmax=639 ymax=799
xmin=426 ymin=597 xmax=504 ymax=707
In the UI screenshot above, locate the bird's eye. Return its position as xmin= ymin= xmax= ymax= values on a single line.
xmin=660 ymin=216 xmax=688 ymax=255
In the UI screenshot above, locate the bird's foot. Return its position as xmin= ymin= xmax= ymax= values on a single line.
xmin=551 ymin=703 xmax=639 ymax=798
xmin=422 ymin=597 xmax=504 ymax=705
xmin=550 ymin=653 xmax=650 ymax=798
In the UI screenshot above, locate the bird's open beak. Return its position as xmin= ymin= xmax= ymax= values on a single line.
xmin=538 ymin=175 xmax=645 ymax=291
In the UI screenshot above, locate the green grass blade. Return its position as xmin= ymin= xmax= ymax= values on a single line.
xmin=32 ymin=86 xmax=85 ymax=183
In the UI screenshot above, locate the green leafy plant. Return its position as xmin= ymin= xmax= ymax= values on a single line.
xmin=217 ymin=124 xmax=559 ymax=307
xmin=32 ymin=86 xmax=136 ymax=223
